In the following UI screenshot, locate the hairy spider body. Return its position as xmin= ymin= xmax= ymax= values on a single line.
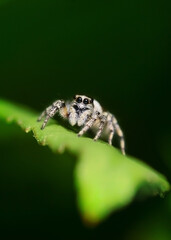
xmin=37 ymin=95 xmax=125 ymax=155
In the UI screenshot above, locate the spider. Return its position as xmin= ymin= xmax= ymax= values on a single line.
xmin=37 ymin=95 xmax=125 ymax=155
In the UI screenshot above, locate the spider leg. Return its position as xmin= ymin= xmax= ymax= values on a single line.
xmin=107 ymin=114 xmax=115 ymax=145
xmin=94 ymin=114 xmax=107 ymax=141
xmin=37 ymin=100 xmax=67 ymax=130
xmin=78 ymin=112 xmax=99 ymax=137
xmin=41 ymin=115 xmax=51 ymax=130
xmin=112 ymin=115 xmax=125 ymax=155
xmin=108 ymin=126 xmax=115 ymax=145
xmin=37 ymin=106 xmax=51 ymax=122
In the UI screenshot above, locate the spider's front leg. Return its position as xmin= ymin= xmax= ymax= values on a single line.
xmin=37 ymin=100 xmax=67 ymax=129
xmin=78 ymin=112 xmax=99 ymax=137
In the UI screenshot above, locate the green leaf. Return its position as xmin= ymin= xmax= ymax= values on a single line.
xmin=0 ymin=99 xmax=170 ymax=224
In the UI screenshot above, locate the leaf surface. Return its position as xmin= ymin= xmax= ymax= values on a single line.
xmin=0 ymin=99 xmax=170 ymax=223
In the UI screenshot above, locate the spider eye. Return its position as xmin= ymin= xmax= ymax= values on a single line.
xmin=76 ymin=97 xmax=82 ymax=103
xmin=83 ymin=98 xmax=89 ymax=104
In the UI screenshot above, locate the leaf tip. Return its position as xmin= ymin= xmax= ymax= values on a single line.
xmin=25 ymin=127 xmax=31 ymax=133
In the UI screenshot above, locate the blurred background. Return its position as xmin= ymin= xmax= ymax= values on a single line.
xmin=0 ymin=0 xmax=170 ymax=238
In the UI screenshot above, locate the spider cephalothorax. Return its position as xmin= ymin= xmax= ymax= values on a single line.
xmin=37 ymin=95 xmax=125 ymax=155
xmin=69 ymin=95 xmax=94 ymax=126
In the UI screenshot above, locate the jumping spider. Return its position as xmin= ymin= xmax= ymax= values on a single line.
xmin=37 ymin=95 xmax=125 ymax=155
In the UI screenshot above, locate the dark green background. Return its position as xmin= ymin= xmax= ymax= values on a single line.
xmin=0 ymin=0 xmax=170 ymax=238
